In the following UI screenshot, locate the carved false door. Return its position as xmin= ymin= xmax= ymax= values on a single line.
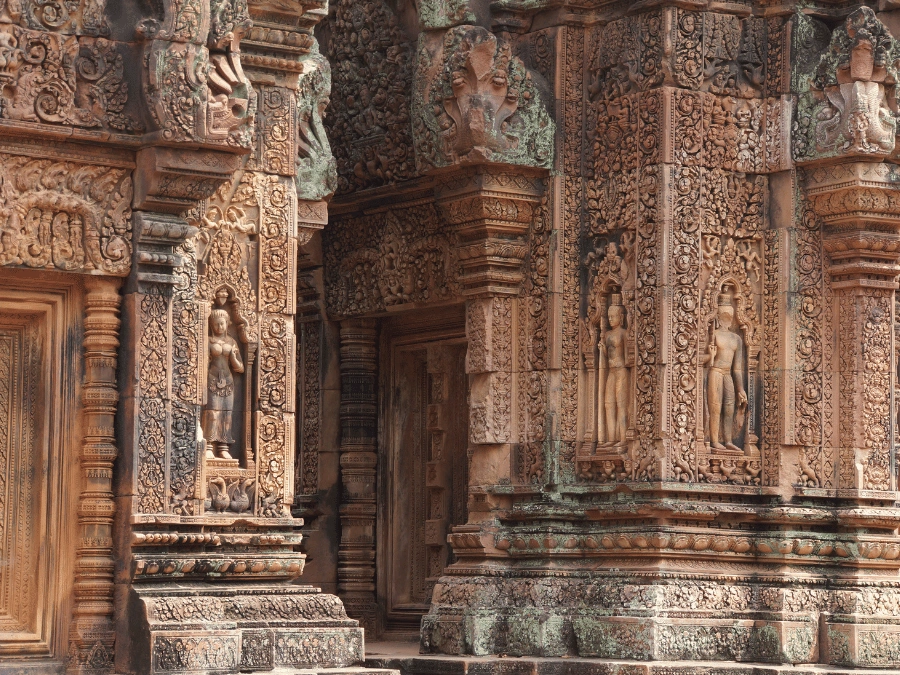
xmin=379 ymin=315 xmax=468 ymax=637
xmin=0 ymin=276 xmax=80 ymax=667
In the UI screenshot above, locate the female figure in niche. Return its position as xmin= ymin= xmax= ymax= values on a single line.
xmin=203 ymin=301 xmax=244 ymax=460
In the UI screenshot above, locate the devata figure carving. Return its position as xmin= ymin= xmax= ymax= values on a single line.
xmin=704 ymin=291 xmax=747 ymax=452
xmin=203 ymin=291 xmax=244 ymax=460
xmin=598 ymin=295 xmax=629 ymax=449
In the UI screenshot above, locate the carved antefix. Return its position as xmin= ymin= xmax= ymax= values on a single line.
xmin=413 ymin=25 xmax=554 ymax=170
xmin=795 ymin=8 xmax=900 ymax=162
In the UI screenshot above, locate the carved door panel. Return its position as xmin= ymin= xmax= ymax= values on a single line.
xmin=379 ymin=317 xmax=468 ymax=638
xmin=0 ymin=280 xmax=79 ymax=667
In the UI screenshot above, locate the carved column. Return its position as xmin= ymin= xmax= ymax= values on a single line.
xmin=433 ymin=167 xmax=545 ymax=542
xmin=69 ymin=278 xmax=122 ymax=674
xmin=804 ymin=163 xmax=900 ymax=496
xmin=338 ymin=319 xmax=378 ymax=632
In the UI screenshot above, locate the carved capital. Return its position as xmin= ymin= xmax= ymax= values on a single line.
xmin=132 ymin=211 xmax=197 ymax=286
xmin=134 ymin=147 xmax=243 ymax=214
xmin=435 ymin=165 xmax=546 ymax=296
xmin=805 ymin=162 xmax=900 ymax=286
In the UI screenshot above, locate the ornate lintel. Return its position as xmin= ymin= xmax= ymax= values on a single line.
xmin=297 ymin=199 xmax=328 ymax=247
xmin=434 ymin=164 xmax=546 ymax=296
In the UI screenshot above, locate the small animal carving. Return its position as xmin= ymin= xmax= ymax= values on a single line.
xmin=208 ymin=477 xmax=230 ymax=513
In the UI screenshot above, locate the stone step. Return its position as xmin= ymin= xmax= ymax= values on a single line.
xmin=366 ymin=654 xmax=900 ymax=675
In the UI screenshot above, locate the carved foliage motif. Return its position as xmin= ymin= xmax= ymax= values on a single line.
xmin=559 ymin=24 xmax=584 ymax=480
xmin=413 ymin=25 xmax=554 ymax=170
xmin=861 ymin=294 xmax=892 ymax=491
xmin=0 ymin=153 xmax=132 ymax=275
xmin=0 ymin=26 xmax=140 ymax=132
xmin=795 ymin=202 xmax=825 ymax=485
xmin=142 ymin=0 xmax=255 ymax=148
xmin=298 ymin=319 xmax=320 ymax=496
xmin=324 ymin=204 xmax=458 ymax=318
xmin=138 ymin=287 xmax=169 ymax=514
xmin=324 ymin=0 xmax=416 ymax=193
xmin=516 ymin=195 xmax=550 ymax=484
xmin=669 ymin=166 xmax=701 ymax=482
xmin=0 ymin=0 xmax=108 ymax=35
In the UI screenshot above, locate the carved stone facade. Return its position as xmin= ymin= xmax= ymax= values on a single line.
xmin=0 ymin=2 xmax=382 ymax=675
xmin=9 ymin=0 xmax=900 ymax=674
xmin=316 ymin=1 xmax=900 ymax=673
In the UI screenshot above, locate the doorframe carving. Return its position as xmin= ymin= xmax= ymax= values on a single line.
xmin=376 ymin=305 xmax=467 ymax=639
xmin=0 ymin=270 xmax=84 ymax=669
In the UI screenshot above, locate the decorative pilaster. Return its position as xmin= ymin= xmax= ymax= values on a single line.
xmin=804 ymin=162 xmax=900 ymax=497
xmin=338 ymin=319 xmax=378 ymax=632
xmin=68 ymin=278 xmax=122 ymax=675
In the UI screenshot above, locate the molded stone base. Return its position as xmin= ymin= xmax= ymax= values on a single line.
xmin=122 ymin=583 xmax=368 ymax=675
xmin=418 ymin=573 xmax=900 ymax=667
xmin=368 ymin=654 xmax=900 ymax=675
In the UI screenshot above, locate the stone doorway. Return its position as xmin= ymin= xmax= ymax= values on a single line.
xmin=378 ymin=310 xmax=469 ymax=639
xmin=0 ymin=274 xmax=81 ymax=673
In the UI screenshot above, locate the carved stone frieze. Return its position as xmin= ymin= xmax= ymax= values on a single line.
xmin=325 ymin=202 xmax=457 ymax=317
xmin=0 ymin=26 xmax=141 ymax=132
xmin=324 ymin=0 xmax=417 ymax=193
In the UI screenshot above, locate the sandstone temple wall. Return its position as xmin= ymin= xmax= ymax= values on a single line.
xmin=5 ymin=0 xmax=900 ymax=673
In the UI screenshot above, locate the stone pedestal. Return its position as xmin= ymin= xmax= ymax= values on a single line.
xmin=127 ymin=584 xmax=366 ymax=674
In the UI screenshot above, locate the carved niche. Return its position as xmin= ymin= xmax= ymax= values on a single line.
xmin=185 ymin=168 xmax=297 ymax=518
xmin=413 ymin=24 xmax=554 ymax=169
xmin=578 ymin=238 xmax=639 ymax=482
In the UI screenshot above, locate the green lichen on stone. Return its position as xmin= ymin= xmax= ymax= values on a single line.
xmin=296 ymin=48 xmax=338 ymax=201
xmin=418 ymin=0 xmax=476 ymax=30
xmin=412 ymin=25 xmax=554 ymax=171
xmin=793 ymin=8 xmax=900 ymax=163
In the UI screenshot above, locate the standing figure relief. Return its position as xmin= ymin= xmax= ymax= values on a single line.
xmin=203 ymin=290 xmax=245 ymax=461
xmin=703 ymin=291 xmax=747 ymax=452
xmin=598 ymin=295 xmax=630 ymax=450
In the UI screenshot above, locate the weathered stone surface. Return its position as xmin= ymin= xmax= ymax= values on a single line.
xmin=9 ymin=0 xmax=900 ymax=672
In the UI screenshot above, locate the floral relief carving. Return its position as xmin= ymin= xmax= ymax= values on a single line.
xmin=324 ymin=204 xmax=458 ymax=318
xmin=324 ymin=0 xmax=416 ymax=193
